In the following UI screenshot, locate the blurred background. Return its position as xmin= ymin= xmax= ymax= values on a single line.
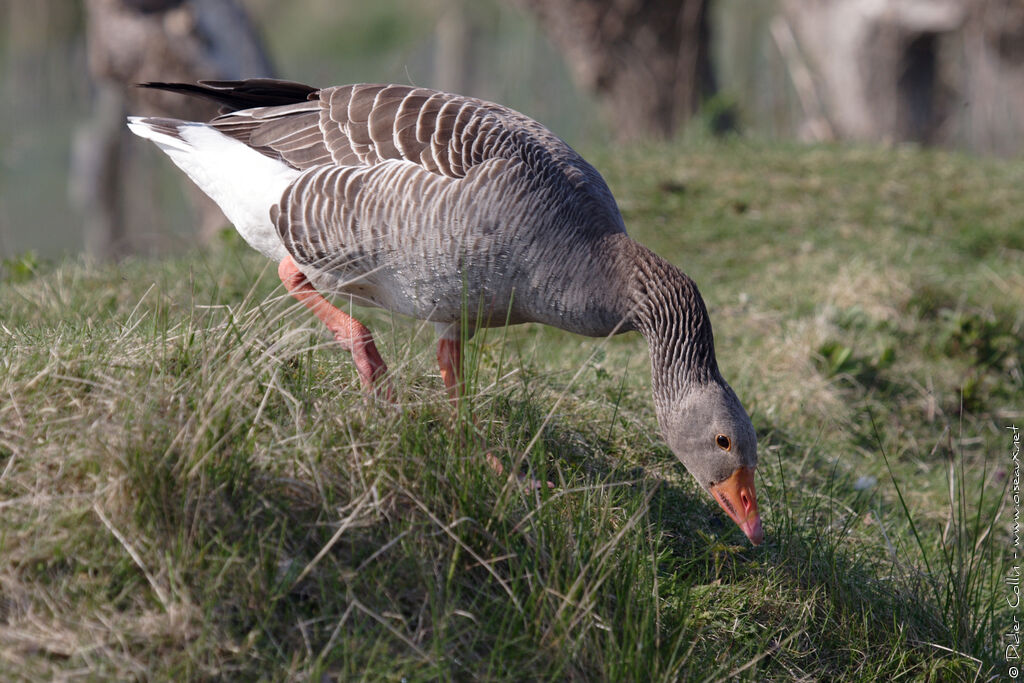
xmin=1 ymin=0 xmax=1021 ymax=261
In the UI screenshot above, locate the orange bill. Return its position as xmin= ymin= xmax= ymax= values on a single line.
xmin=709 ymin=466 xmax=763 ymax=545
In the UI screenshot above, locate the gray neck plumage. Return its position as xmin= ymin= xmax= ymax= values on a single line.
xmin=621 ymin=240 xmax=722 ymax=409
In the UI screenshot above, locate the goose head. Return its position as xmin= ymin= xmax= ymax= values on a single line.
xmin=623 ymin=239 xmax=763 ymax=545
xmin=656 ymin=381 xmax=763 ymax=545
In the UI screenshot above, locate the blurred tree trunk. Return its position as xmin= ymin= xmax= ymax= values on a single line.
xmin=779 ymin=0 xmax=1024 ymax=154
xmin=778 ymin=0 xmax=964 ymax=145
xmin=71 ymin=84 xmax=127 ymax=259
xmin=958 ymin=0 xmax=1024 ymax=155
xmin=74 ymin=0 xmax=275 ymax=260
xmin=511 ymin=0 xmax=715 ymax=141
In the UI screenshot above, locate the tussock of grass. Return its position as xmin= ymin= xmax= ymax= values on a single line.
xmin=2 ymin=141 xmax=1021 ymax=679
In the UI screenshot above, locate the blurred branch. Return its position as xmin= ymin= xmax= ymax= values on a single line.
xmin=768 ymin=15 xmax=834 ymax=143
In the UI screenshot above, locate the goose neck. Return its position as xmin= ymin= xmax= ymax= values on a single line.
xmin=623 ymin=241 xmax=720 ymax=405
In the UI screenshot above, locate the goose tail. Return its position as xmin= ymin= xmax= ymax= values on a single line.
xmin=126 ymin=116 xmax=297 ymax=261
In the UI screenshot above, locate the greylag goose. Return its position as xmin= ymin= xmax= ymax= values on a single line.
xmin=127 ymin=79 xmax=763 ymax=545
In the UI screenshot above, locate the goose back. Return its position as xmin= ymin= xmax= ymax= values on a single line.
xmin=205 ymin=82 xmax=632 ymax=334
xmin=210 ymin=83 xmax=620 ymax=218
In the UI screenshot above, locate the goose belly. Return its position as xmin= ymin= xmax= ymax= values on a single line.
xmin=306 ymin=237 xmax=622 ymax=337
xmin=308 ymin=257 xmax=526 ymax=326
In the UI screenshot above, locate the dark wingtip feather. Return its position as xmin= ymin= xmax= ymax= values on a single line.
xmin=136 ymin=79 xmax=320 ymax=115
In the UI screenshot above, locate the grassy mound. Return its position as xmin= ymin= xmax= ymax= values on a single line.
xmin=1 ymin=140 xmax=1021 ymax=679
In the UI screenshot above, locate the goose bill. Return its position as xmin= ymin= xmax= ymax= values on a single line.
xmin=710 ymin=466 xmax=763 ymax=545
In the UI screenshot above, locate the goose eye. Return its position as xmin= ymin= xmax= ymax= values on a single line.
xmin=715 ymin=434 xmax=731 ymax=451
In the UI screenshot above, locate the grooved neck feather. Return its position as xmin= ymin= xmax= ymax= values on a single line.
xmin=620 ymin=240 xmax=721 ymax=407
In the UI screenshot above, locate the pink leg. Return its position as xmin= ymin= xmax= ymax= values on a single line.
xmin=278 ymin=256 xmax=390 ymax=396
xmin=437 ymin=337 xmax=462 ymax=401
xmin=437 ymin=329 xmax=551 ymax=488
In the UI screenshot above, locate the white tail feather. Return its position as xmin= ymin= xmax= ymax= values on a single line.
xmin=127 ymin=117 xmax=299 ymax=261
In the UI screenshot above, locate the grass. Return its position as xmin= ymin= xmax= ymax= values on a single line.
xmin=1 ymin=139 xmax=1022 ymax=680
